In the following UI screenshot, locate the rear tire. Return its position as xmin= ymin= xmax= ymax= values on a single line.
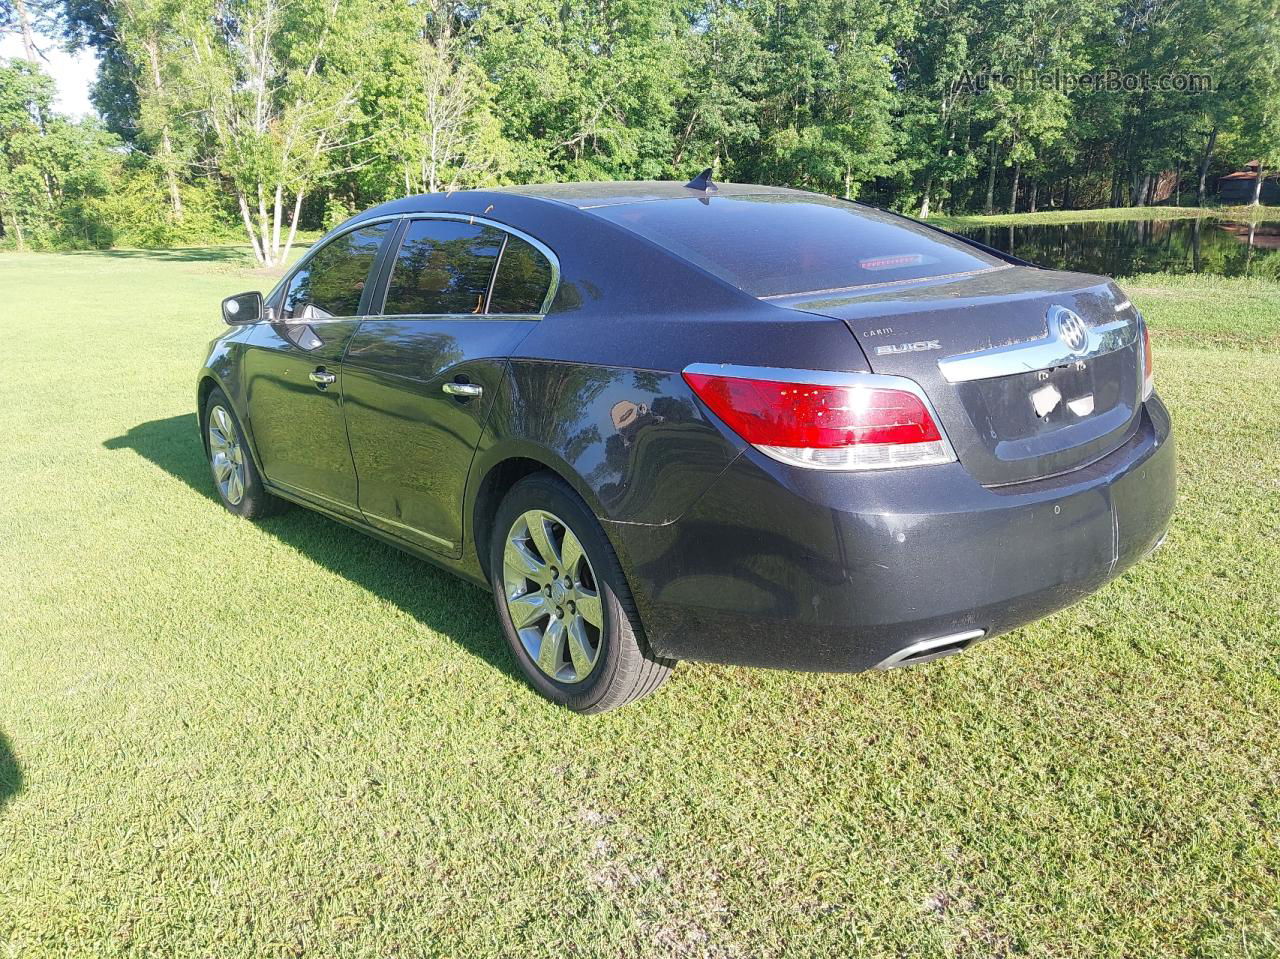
xmin=489 ymin=473 xmax=674 ymax=712
xmin=203 ymin=387 xmax=287 ymax=520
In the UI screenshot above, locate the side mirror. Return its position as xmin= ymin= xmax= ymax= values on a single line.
xmin=222 ymin=291 xmax=263 ymax=326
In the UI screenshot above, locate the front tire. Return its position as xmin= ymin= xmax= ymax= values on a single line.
xmin=203 ymin=387 xmax=287 ymax=520
xmin=489 ymin=473 xmax=674 ymax=712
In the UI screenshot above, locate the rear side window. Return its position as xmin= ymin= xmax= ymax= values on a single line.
xmin=489 ymin=235 xmax=554 ymax=313
xmin=383 ymin=220 xmax=504 ymax=315
xmin=282 ymin=222 xmax=392 ymax=319
xmin=593 ymin=194 xmax=1003 ymax=297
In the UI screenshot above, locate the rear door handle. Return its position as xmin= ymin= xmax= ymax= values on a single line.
xmin=442 ymin=382 xmax=483 ymax=398
xmin=309 ymin=369 xmax=337 ymax=387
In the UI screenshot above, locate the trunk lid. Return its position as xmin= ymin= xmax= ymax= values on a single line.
xmin=772 ymin=266 xmax=1143 ymax=486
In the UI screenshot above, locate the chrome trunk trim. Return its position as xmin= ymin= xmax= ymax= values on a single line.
xmin=937 ymin=307 xmax=1137 ymax=384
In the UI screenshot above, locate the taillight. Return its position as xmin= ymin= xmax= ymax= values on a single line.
xmin=1141 ymin=318 xmax=1154 ymax=400
xmin=682 ymin=364 xmax=955 ymax=471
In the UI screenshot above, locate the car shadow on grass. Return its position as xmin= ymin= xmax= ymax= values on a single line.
xmin=0 ymin=731 xmax=21 ymax=814
xmin=104 ymin=413 xmax=520 ymax=683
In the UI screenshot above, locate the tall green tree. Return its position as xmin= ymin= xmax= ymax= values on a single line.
xmin=669 ymin=0 xmax=763 ymax=177
xmin=350 ymin=0 xmax=511 ymax=199
xmin=1227 ymin=2 xmax=1280 ymax=203
xmin=742 ymin=0 xmax=904 ymax=199
xmin=182 ymin=0 xmax=383 ymax=265
xmin=475 ymin=0 xmax=687 ymax=181
xmin=0 ymin=58 xmax=119 ymax=247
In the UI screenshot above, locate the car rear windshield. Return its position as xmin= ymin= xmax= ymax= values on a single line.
xmin=592 ymin=194 xmax=1003 ymax=298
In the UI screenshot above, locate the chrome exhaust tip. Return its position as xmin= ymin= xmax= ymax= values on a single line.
xmin=874 ymin=629 xmax=986 ymax=670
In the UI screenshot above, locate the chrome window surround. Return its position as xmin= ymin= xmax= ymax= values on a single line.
xmin=263 ymin=212 xmax=560 ymax=323
xmin=682 ymin=362 xmax=958 ymax=471
xmin=937 ymin=305 xmax=1138 ymax=384
xmin=267 ymin=217 xmax=398 ymax=323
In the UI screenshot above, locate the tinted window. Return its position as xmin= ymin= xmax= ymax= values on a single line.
xmin=594 ymin=195 xmax=1003 ymax=297
xmin=282 ymin=222 xmax=391 ymax=320
xmin=489 ymin=235 xmax=554 ymax=313
xmin=383 ymin=220 xmax=504 ymax=315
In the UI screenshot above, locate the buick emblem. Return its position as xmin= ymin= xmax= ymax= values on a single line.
xmin=1051 ymin=306 xmax=1090 ymax=357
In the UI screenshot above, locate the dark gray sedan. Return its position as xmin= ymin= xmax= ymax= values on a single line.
xmin=199 ymin=176 xmax=1175 ymax=712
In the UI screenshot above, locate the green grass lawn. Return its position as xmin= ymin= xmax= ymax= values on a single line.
xmin=1 ymin=248 xmax=1278 ymax=958
xmin=932 ymin=204 xmax=1280 ymax=229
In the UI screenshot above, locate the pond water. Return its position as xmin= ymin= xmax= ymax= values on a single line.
xmin=956 ymin=217 xmax=1280 ymax=279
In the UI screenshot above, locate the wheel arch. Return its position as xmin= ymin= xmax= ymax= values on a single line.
xmin=196 ymin=373 xmax=226 ymax=452
xmin=468 ymin=446 xmax=610 ymax=583
xmin=197 ymin=371 xmax=264 ymax=476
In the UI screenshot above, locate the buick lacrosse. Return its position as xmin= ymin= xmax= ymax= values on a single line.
xmin=198 ymin=174 xmax=1175 ymax=712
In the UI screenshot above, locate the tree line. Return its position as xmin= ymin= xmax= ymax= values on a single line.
xmin=2 ymin=0 xmax=1278 ymax=258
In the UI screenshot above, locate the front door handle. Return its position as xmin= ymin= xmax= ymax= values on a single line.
xmin=442 ymin=381 xmax=483 ymax=398
xmin=309 ymin=369 xmax=337 ymax=388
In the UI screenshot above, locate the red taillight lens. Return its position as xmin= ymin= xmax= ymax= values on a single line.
xmin=1141 ymin=320 xmax=1154 ymax=400
xmin=683 ymin=368 xmax=954 ymax=470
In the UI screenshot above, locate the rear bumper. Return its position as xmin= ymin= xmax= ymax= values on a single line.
xmin=610 ymin=396 xmax=1175 ymax=672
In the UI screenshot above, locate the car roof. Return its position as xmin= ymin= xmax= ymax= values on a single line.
xmin=348 ymin=181 xmax=826 ymax=234
xmin=486 ymin=180 xmax=810 ymax=209
xmin=350 ymin=181 xmax=813 ymax=223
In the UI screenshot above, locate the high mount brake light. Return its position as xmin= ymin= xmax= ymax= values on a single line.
xmin=682 ymin=365 xmax=956 ymax=471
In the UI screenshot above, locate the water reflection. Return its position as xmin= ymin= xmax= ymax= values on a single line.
xmin=958 ymin=218 xmax=1280 ymax=278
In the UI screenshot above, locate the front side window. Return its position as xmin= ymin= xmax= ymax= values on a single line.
xmin=488 ymin=235 xmax=554 ymax=313
xmin=383 ymin=220 xmax=505 ymax=315
xmin=281 ymin=222 xmax=392 ymax=320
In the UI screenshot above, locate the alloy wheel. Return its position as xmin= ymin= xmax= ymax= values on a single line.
xmin=502 ymin=509 xmax=604 ymax=683
xmin=208 ymin=405 xmax=247 ymax=506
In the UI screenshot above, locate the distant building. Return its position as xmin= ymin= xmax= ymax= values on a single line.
xmin=1218 ymin=161 xmax=1280 ymax=204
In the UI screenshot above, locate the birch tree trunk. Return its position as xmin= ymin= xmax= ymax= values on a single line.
xmin=12 ymin=0 xmax=55 ymax=202
xmin=984 ymin=144 xmax=996 ymax=215
xmin=1135 ymin=172 xmax=1150 ymax=207
xmin=271 ymin=184 xmax=283 ymax=260
xmin=281 ymin=192 xmax=304 ymax=266
xmin=13 ymin=0 xmax=39 ymax=64
xmin=144 ymin=39 xmax=184 ymax=220
xmin=0 ymin=193 xmax=25 ymax=250
xmin=237 ymin=193 xmax=264 ymax=263
xmin=1197 ymin=126 xmax=1218 ymax=205
xmin=257 ymin=184 xmax=271 ymax=265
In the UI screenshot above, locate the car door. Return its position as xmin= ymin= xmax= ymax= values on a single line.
xmin=243 ymin=220 xmax=394 ymax=513
xmin=341 ymin=217 xmax=556 ymax=555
